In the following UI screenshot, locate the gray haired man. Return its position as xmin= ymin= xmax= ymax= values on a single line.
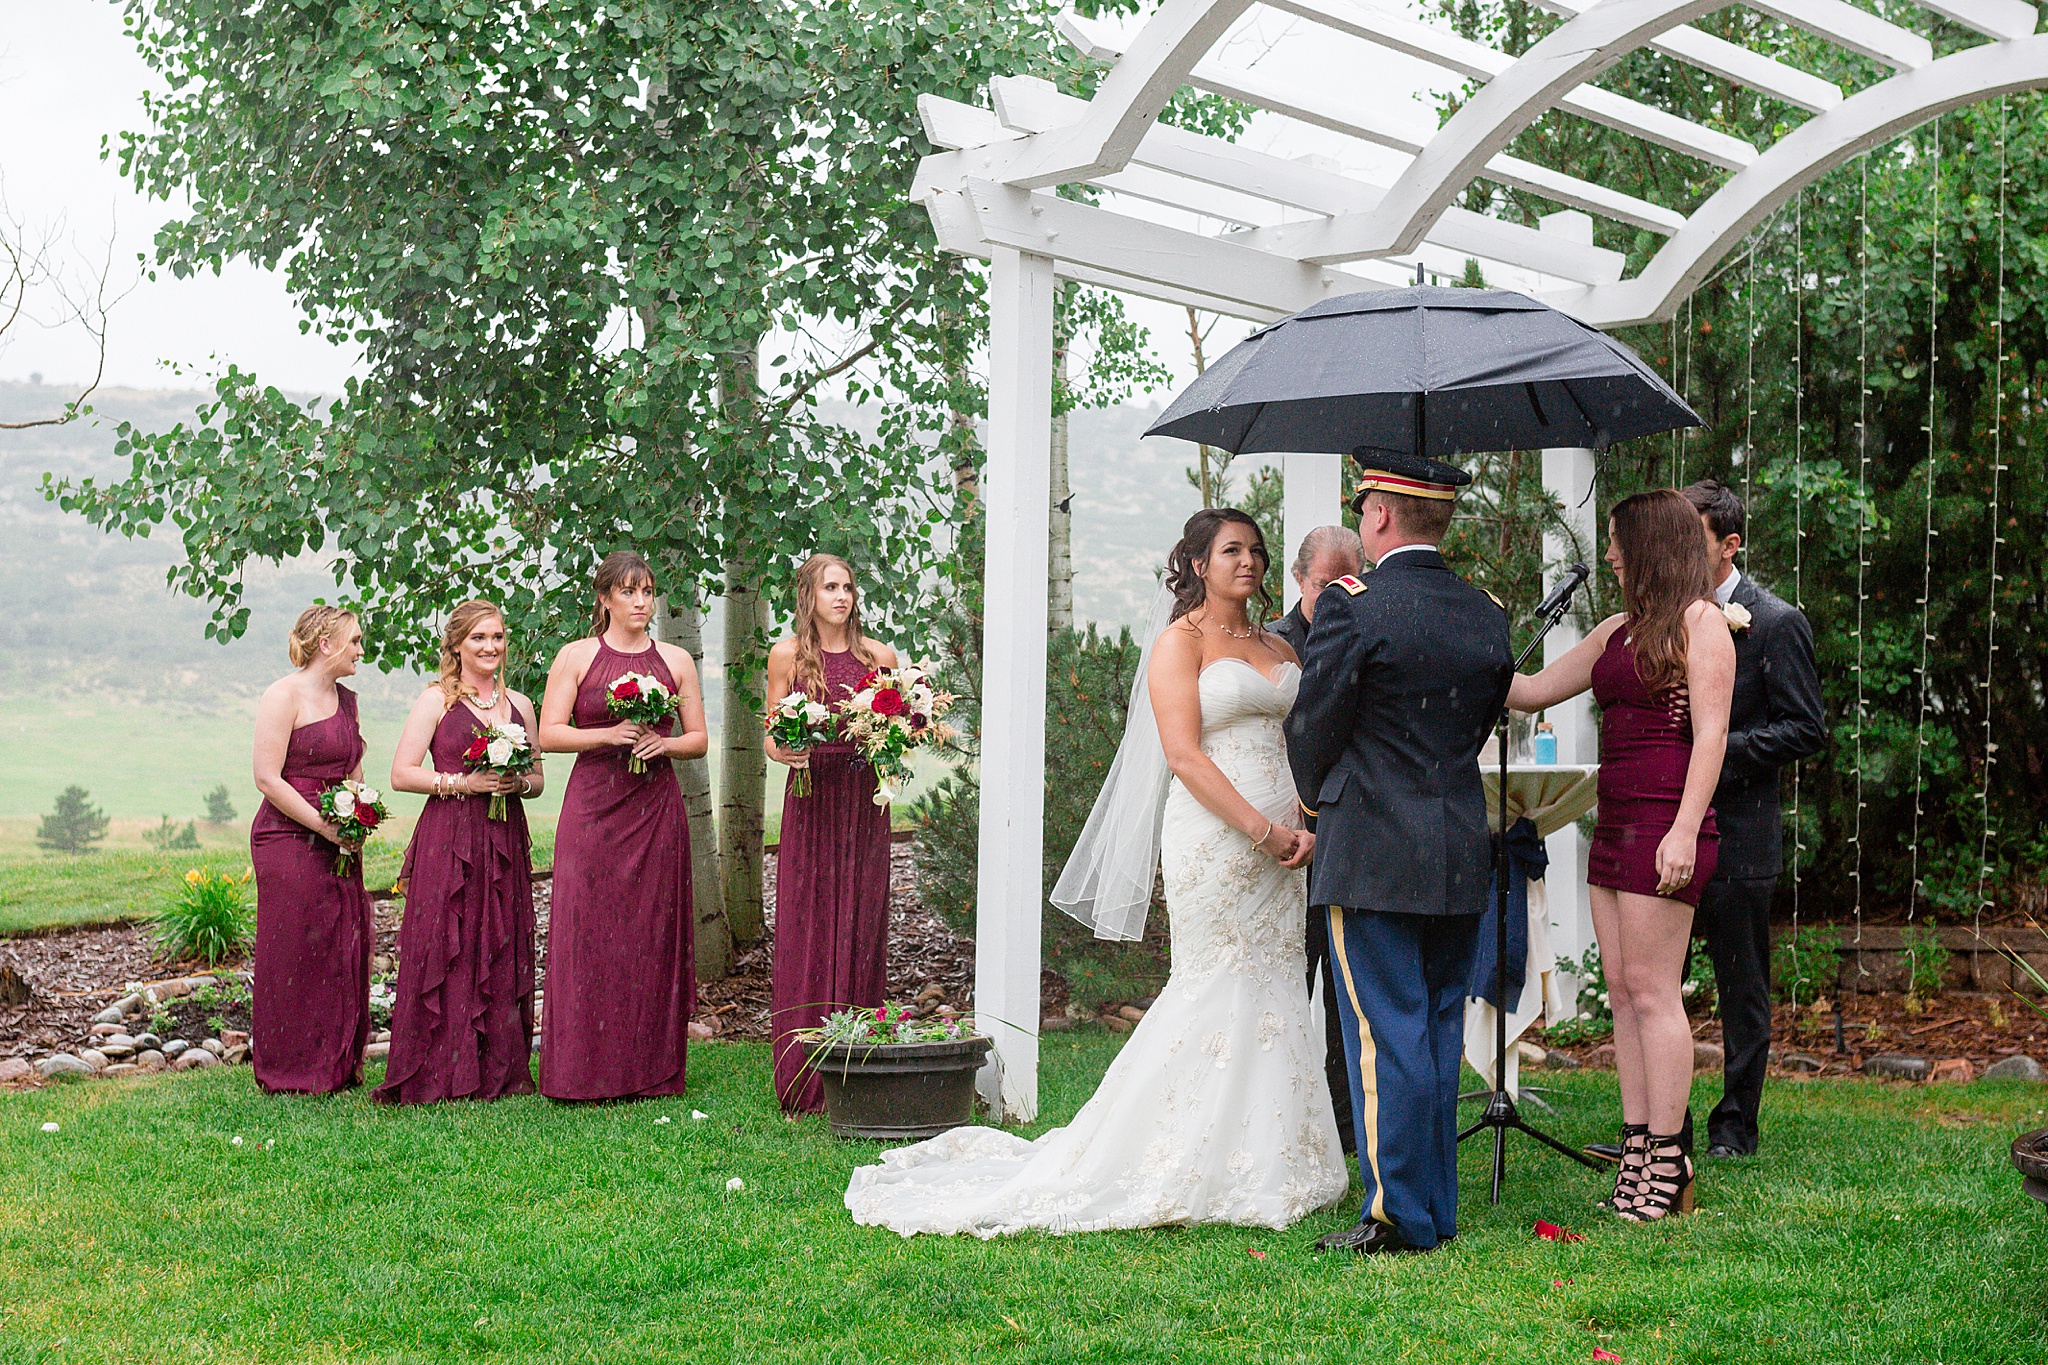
xmin=1267 ymin=523 xmax=1363 ymax=1153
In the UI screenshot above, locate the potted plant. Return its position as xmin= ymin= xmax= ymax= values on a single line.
xmin=799 ymin=1003 xmax=992 ymax=1141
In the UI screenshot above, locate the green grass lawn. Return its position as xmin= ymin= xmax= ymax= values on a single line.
xmin=1 ymin=1035 xmax=2043 ymax=1363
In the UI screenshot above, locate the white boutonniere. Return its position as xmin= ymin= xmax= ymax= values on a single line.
xmin=1722 ymin=601 xmax=1753 ymax=633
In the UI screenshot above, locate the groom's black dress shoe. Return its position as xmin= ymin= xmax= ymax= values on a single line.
xmin=1313 ymin=1221 xmax=1424 ymax=1256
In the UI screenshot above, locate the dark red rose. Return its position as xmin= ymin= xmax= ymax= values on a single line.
xmin=871 ymin=688 xmax=905 ymax=717
xmin=611 ymin=678 xmax=641 ymax=701
xmin=354 ymin=804 xmax=383 ymax=829
xmin=856 ymin=669 xmax=879 ymax=689
xmin=463 ymin=737 xmax=491 ymax=762
xmin=908 ymin=713 xmax=928 ymax=730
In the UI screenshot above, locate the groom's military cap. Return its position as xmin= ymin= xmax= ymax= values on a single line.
xmin=1347 ymin=446 xmax=1471 ymax=513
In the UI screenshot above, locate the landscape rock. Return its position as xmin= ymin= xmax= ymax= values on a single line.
xmin=136 ymin=1050 xmax=165 ymax=1069
xmin=112 ymin=993 xmax=145 ymax=1016
xmin=1041 ymin=1015 xmax=1076 ymax=1032
xmin=78 ymin=1049 xmax=110 ymax=1071
xmin=36 ymin=1054 xmax=93 ymax=1078
xmin=103 ymin=1064 xmax=140 ymax=1078
xmin=1515 ymin=1039 xmax=1548 ymax=1066
xmin=1587 ymin=1043 xmax=1616 ymax=1069
xmin=1543 ymin=1049 xmax=1582 ymax=1071
xmin=90 ymin=1005 xmax=126 ymax=1026
xmin=151 ymin=979 xmax=195 ymax=1000
xmin=200 ymin=1039 xmax=224 ymax=1057
xmin=372 ymin=1030 xmax=391 ymax=1044
xmin=915 ymin=984 xmax=945 ymax=1006
xmin=1101 ymin=1015 xmax=1133 ymax=1034
xmin=162 ymin=1040 xmax=191 ymax=1059
xmin=363 ymin=1041 xmax=390 ymax=1060
xmin=1693 ymin=1041 xmax=1725 ymax=1070
xmin=133 ymin=1034 xmax=162 ymax=1052
xmin=220 ymin=1031 xmax=250 ymax=1050
xmin=1116 ymin=1005 xmax=1146 ymax=1023
xmin=221 ymin=1044 xmax=249 ymax=1065
xmin=98 ymin=1044 xmax=135 ymax=1061
xmin=0 ymin=1058 xmax=32 ymax=1083
xmin=1863 ymin=1054 xmax=1931 ymax=1081
xmin=1929 ymin=1057 xmax=1976 ymax=1084
xmin=89 ymin=1023 xmax=122 ymax=1037
xmin=104 ymin=1034 xmax=137 ymax=1051
xmin=1985 ymin=1054 xmax=2046 ymax=1082
xmin=173 ymin=1049 xmax=219 ymax=1071
xmin=1781 ymin=1052 xmax=1825 ymax=1073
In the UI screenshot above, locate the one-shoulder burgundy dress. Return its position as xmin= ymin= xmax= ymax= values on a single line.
xmin=374 ymin=700 xmax=539 ymax=1105
xmin=1589 ymin=625 xmax=1719 ymax=907
xmin=539 ymin=639 xmax=694 ymax=1101
xmin=770 ymin=648 xmax=893 ymax=1112
xmin=249 ymin=685 xmax=375 ymax=1094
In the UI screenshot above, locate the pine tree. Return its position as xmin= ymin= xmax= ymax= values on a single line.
xmin=202 ymin=783 xmax=237 ymax=824
xmin=37 ymin=786 xmax=109 ymax=855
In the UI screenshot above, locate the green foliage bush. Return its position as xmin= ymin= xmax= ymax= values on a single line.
xmin=145 ymin=816 xmax=202 ymax=851
xmin=202 ymin=783 xmax=238 ymax=824
xmin=1898 ymin=923 xmax=1951 ymax=1000
xmin=157 ymin=868 xmax=254 ymax=965
xmin=37 ymin=785 xmax=109 ymax=855
xmin=1773 ymin=925 xmax=1843 ymax=1008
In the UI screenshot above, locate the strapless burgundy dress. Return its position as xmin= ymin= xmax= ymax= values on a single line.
xmin=1589 ymin=625 xmax=1719 ymax=907
xmin=539 ymin=639 xmax=694 ymax=1101
xmin=249 ymin=685 xmax=375 ymax=1094
xmin=374 ymin=701 xmax=538 ymax=1105
xmin=770 ymin=648 xmax=892 ymax=1112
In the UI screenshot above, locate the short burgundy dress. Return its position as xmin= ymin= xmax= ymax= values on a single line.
xmin=539 ymin=639 xmax=694 ymax=1101
xmin=249 ymin=685 xmax=375 ymax=1094
xmin=770 ymin=648 xmax=893 ymax=1112
xmin=1589 ymin=624 xmax=1719 ymax=907
xmin=374 ymin=700 xmax=538 ymax=1105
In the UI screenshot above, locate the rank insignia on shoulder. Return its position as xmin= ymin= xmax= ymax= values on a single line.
xmin=1334 ymin=574 xmax=1367 ymax=596
xmin=1484 ymin=589 xmax=1506 ymax=610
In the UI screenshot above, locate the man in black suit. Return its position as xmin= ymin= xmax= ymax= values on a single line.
xmin=1286 ymin=451 xmax=1511 ymax=1256
xmin=1682 ymin=480 xmax=1826 ymax=1158
xmin=1267 ymin=524 xmax=1364 ymax=1155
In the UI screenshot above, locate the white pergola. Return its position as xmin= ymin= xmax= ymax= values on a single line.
xmin=924 ymin=0 xmax=2048 ymax=1119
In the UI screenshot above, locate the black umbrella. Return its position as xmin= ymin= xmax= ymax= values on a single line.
xmin=1144 ymin=285 xmax=1700 ymax=457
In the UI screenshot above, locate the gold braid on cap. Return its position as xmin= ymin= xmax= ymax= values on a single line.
xmin=1353 ymin=470 xmax=1458 ymax=501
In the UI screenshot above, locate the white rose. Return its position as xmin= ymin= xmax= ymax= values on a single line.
xmin=487 ymin=737 xmax=515 ymax=768
xmin=803 ymin=701 xmax=830 ymax=725
xmin=331 ymin=790 xmax=357 ymax=819
xmin=499 ymin=723 xmax=527 ymax=747
xmin=778 ymin=690 xmax=809 ymax=711
xmin=356 ymin=785 xmax=381 ymax=805
xmin=1722 ymin=601 xmax=1753 ymax=632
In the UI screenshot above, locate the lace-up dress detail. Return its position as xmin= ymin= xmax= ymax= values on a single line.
xmin=844 ymin=659 xmax=1347 ymax=1237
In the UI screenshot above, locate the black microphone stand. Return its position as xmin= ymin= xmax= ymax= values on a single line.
xmin=1457 ymin=567 xmax=1603 ymax=1202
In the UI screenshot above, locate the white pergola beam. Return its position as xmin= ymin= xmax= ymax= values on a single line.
xmin=1747 ymin=0 xmax=1933 ymax=68
xmin=1526 ymin=0 xmax=1843 ymax=111
xmin=1916 ymin=0 xmax=2039 ymax=40
xmin=1481 ymin=154 xmax=1688 ymax=233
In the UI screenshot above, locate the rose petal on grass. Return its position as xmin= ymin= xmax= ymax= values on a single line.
xmin=39 ymin=1122 xmax=58 ymax=1133
xmin=655 ymin=1116 xmax=672 ymax=1125
xmin=691 ymin=1110 xmax=708 ymax=1121
xmin=725 ymin=1177 xmax=744 ymax=1192
xmin=230 ymin=1136 xmax=243 ymax=1147
xmin=1534 ymin=1219 xmax=1585 ymax=1243
xmin=1593 ymin=1350 xmax=1622 ymax=1362
xmin=1247 ymin=1247 xmax=1266 ymax=1261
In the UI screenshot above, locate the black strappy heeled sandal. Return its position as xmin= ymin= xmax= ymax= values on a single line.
xmin=1597 ymin=1124 xmax=1650 ymax=1214
xmin=1617 ymin=1129 xmax=1695 ymax=1221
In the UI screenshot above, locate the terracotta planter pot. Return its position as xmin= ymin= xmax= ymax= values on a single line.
xmin=2014 ymin=1126 xmax=2048 ymax=1210
xmin=800 ymin=1035 xmax=993 ymax=1141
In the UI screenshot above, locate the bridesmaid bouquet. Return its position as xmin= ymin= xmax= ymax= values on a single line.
xmin=605 ymin=672 xmax=675 ymax=774
xmin=839 ymin=663 xmax=956 ymax=808
xmin=315 ymin=779 xmax=388 ymax=875
xmin=463 ymin=721 xmax=536 ymax=821
xmin=764 ymin=690 xmax=836 ymax=798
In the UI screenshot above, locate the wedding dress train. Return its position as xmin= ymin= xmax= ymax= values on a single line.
xmin=844 ymin=659 xmax=1348 ymax=1237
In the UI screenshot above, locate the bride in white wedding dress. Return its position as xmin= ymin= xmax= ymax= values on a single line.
xmin=845 ymin=510 xmax=1349 ymax=1238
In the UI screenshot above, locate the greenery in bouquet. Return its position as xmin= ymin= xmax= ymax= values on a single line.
xmin=603 ymin=672 xmax=675 ymax=774
xmin=157 ymin=867 xmax=254 ymax=965
xmin=463 ymin=720 xmax=537 ymax=820
xmin=805 ymin=1001 xmax=979 ymax=1048
xmin=765 ymin=690 xmax=836 ymax=799
xmin=315 ymin=779 xmax=389 ymax=876
xmin=840 ymin=663 xmax=955 ymax=806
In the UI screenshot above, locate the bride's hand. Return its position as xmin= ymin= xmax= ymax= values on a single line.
xmin=1279 ymin=830 xmax=1315 ymax=869
xmin=1253 ymin=824 xmax=1299 ymax=863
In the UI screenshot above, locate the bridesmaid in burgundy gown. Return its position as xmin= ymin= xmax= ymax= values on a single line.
xmin=536 ymin=551 xmax=708 ymax=1101
xmin=376 ymin=600 xmax=544 ymax=1104
xmin=1510 ymin=489 xmax=1734 ymax=1222
xmin=249 ymin=606 xmax=377 ymax=1095
xmin=763 ymin=553 xmax=897 ymax=1112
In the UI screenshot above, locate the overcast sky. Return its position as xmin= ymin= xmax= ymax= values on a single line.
xmin=0 ymin=1 xmax=1448 ymax=399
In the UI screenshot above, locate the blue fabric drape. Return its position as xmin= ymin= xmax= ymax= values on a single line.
xmin=1469 ymin=817 xmax=1548 ymax=1011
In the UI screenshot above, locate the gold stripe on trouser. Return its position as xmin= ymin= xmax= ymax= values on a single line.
xmin=1327 ymin=905 xmax=1387 ymax=1226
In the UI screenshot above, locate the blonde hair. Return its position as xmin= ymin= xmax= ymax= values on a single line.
xmin=287 ymin=605 xmax=358 ymax=669
xmin=590 ymin=551 xmax=656 ymax=636
xmin=791 ymin=553 xmax=879 ymax=700
xmin=437 ymin=600 xmax=506 ymax=711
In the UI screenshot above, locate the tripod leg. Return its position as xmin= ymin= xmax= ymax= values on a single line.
xmin=1491 ymin=1121 xmax=1506 ymax=1203
xmin=1506 ymin=1111 xmax=1606 ymax=1170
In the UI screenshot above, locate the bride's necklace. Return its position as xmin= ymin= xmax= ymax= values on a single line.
xmin=1211 ymin=613 xmax=1257 ymax=640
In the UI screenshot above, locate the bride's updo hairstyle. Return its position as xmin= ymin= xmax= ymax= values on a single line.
xmin=287 ymin=605 xmax=359 ymax=668
xmin=589 ymin=550 xmax=657 ymax=636
xmin=1164 ymin=507 xmax=1274 ymax=624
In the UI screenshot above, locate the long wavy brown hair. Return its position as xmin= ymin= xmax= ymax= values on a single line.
xmin=1610 ymin=489 xmax=1716 ymax=695
xmin=791 ymin=553 xmax=880 ymax=700
xmin=589 ymin=551 xmax=656 ymax=636
xmin=1165 ymin=508 xmax=1274 ymax=624
xmin=436 ymin=600 xmax=505 ymax=712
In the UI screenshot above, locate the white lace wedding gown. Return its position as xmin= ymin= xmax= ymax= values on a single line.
xmin=844 ymin=659 xmax=1348 ymax=1237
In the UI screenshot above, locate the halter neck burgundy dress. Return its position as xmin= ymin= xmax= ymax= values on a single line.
xmin=539 ymin=638 xmax=694 ymax=1101
xmin=1589 ymin=625 xmax=1719 ymax=906
xmin=249 ymin=685 xmax=375 ymax=1094
xmin=374 ymin=698 xmax=539 ymax=1105
xmin=771 ymin=647 xmax=893 ymax=1112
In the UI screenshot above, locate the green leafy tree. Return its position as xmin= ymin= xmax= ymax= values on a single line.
xmin=201 ymin=783 xmax=237 ymax=825
xmin=37 ymin=786 xmax=109 ymax=855
xmin=145 ymin=816 xmax=203 ymax=852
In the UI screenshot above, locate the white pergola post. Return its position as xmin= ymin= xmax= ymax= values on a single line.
xmin=1281 ymin=453 xmax=1347 ymax=610
xmin=974 ymin=246 xmax=1056 ymax=1121
xmin=1540 ymin=442 xmax=1599 ymax=1004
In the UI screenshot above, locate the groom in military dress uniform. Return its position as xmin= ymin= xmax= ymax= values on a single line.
xmin=1285 ymin=449 xmax=1512 ymax=1256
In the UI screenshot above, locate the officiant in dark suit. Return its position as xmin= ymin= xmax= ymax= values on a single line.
xmin=1268 ymin=525 xmax=1365 ymax=1156
xmin=1287 ymin=452 xmax=1511 ymax=1256
xmin=1682 ymin=480 xmax=1826 ymax=1158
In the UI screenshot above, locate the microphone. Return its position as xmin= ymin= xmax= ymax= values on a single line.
xmin=1534 ymin=563 xmax=1590 ymax=621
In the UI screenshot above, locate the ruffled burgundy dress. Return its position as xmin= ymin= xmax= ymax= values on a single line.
xmin=539 ymin=640 xmax=694 ymax=1101
xmin=374 ymin=701 xmax=538 ymax=1105
xmin=249 ymin=685 xmax=375 ymax=1095
xmin=1589 ymin=625 xmax=1719 ymax=908
xmin=771 ymin=648 xmax=893 ymax=1112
